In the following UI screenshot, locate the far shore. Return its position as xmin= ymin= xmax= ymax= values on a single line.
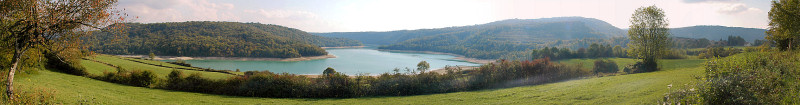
xmin=116 ymin=54 xmax=337 ymax=62
xmin=321 ymin=46 xmax=366 ymax=49
xmin=377 ymin=49 xmax=497 ymax=64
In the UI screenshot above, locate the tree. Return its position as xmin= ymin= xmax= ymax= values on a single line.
xmin=767 ymin=0 xmax=800 ymax=51
xmin=323 ymin=67 xmax=336 ymax=75
xmin=0 ymin=0 xmax=123 ymax=99
xmin=627 ymin=5 xmax=671 ymax=72
xmin=416 ymin=61 xmax=430 ymax=73
xmin=149 ymin=52 xmax=156 ymax=60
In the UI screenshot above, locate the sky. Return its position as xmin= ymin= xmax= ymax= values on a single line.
xmin=116 ymin=0 xmax=772 ymax=32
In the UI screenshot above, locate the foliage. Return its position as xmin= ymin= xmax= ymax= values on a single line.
xmin=697 ymin=47 xmax=742 ymax=59
xmin=135 ymin=58 xmax=590 ymax=98
xmin=87 ymin=22 xmax=362 ymax=58
xmin=416 ymin=61 xmax=430 ymax=73
xmin=767 ymin=0 xmax=800 ymax=51
xmin=94 ymin=67 xmax=158 ymax=87
xmin=627 ymin=5 xmax=671 ymax=72
xmin=593 ymin=59 xmax=619 ymax=74
xmin=663 ymin=52 xmax=800 ymax=104
xmin=0 ymin=0 xmax=125 ymax=99
xmin=725 ymin=36 xmax=747 ymax=46
xmin=672 ymin=37 xmax=712 ymax=48
xmin=531 ymin=43 xmax=628 ymax=60
xmin=323 ymin=67 xmax=336 ymax=75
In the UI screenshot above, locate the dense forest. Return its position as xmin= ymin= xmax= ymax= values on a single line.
xmin=316 ymin=17 xmax=625 ymax=45
xmin=320 ymin=17 xmax=764 ymax=60
xmin=86 ymin=21 xmax=362 ymax=58
xmin=374 ymin=17 xmax=627 ymax=59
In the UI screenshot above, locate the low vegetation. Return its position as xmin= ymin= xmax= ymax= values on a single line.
xmin=153 ymin=58 xmax=591 ymax=98
xmin=662 ymin=52 xmax=800 ymax=104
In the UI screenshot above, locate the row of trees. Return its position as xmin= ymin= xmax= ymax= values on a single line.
xmin=80 ymin=59 xmax=593 ymax=98
xmin=530 ymin=43 xmax=628 ymax=60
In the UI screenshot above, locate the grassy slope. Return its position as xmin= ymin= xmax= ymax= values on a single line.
xmin=14 ymin=58 xmax=705 ymax=104
xmin=83 ymin=55 xmax=235 ymax=80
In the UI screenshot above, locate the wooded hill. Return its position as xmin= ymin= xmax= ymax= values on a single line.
xmin=315 ymin=17 xmax=624 ymax=45
xmin=345 ymin=17 xmax=627 ymax=59
xmin=317 ymin=17 xmax=767 ymax=59
xmin=669 ymin=25 xmax=766 ymax=42
xmin=86 ymin=21 xmax=362 ymax=58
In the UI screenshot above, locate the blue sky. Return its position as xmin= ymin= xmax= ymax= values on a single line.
xmin=117 ymin=0 xmax=772 ymax=32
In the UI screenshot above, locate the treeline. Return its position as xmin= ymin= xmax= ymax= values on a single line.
xmin=86 ymin=21 xmax=361 ymax=58
xmin=80 ymin=58 xmax=595 ymax=98
xmin=530 ymin=43 xmax=627 ymax=60
xmin=672 ymin=36 xmax=748 ymax=49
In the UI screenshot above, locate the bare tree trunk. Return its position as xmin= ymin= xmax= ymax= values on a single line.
xmin=6 ymin=49 xmax=25 ymax=100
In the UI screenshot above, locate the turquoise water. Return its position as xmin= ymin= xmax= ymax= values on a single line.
xmin=164 ymin=48 xmax=480 ymax=75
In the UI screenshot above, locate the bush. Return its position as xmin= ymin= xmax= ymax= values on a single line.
xmin=593 ymin=59 xmax=619 ymax=74
xmin=698 ymin=47 xmax=742 ymax=59
xmin=699 ymin=52 xmax=799 ymax=104
xmin=151 ymin=58 xmax=591 ymax=98
xmin=44 ymin=52 xmax=87 ymax=76
xmin=94 ymin=67 xmax=158 ymax=87
xmin=663 ymin=52 xmax=800 ymax=104
xmin=623 ymin=61 xmax=657 ymax=73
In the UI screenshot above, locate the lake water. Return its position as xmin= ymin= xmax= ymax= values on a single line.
xmin=164 ymin=47 xmax=480 ymax=75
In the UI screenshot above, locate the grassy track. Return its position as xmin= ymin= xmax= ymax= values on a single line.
xmin=11 ymin=56 xmax=705 ymax=104
xmin=83 ymin=55 xmax=236 ymax=80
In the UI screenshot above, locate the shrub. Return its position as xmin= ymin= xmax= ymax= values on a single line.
xmin=44 ymin=52 xmax=87 ymax=76
xmin=138 ymin=58 xmax=589 ymax=98
xmin=94 ymin=67 xmax=158 ymax=87
xmin=663 ymin=52 xmax=800 ymax=104
xmin=593 ymin=59 xmax=619 ymax=74
xmin=699 ymin=52 xmax=799 ymax=104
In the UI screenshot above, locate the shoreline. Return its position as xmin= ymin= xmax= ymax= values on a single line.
xmin=321 ymin=46 xmax=366 ymax=49
xmin=116 ymin=54 xmax=337 ymax=61
xmin=377 ymin=49 xmax=497 ymax=64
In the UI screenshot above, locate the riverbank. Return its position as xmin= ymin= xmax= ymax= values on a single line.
xmin=116 ymin=54 xmax=337 ymax=61
xmin=377 ymin=49 xmax=496 ymax=64
xmin=321 ymin=46 xmax=366 ymax=49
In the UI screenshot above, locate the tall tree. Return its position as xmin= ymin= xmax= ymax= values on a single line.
xmin=416 ymin=61 xmax=430 ymax=73
xmin=767 ymin=0 xmax=800 ymax=51
xmin=0 ymin=0 xmax=123 ymax=99
xmin=627 ymin=5 xmax=671 ymax=72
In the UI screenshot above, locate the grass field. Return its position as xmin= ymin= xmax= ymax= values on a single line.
xmin=82 ymin=55 xmax=237 ymax=80
xmin=10 ymin=56 xmax=706 ymax=104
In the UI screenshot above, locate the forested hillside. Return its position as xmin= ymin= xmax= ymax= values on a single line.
xmin=669 ymin=25 xmax=766 ymax=42
xmin=316 ymin=17 xmax=625 ymax=45
xmin=374 ymin=17 xmax=628 ymax=59
xmin=87 ymin=21 xmax=361 ymax=58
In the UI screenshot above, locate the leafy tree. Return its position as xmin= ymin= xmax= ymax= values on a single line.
xmin=149 ymin=52 xmax=156 ymax=60
xmin=726 ymin=36 xmax=746 ymax=46
xmin=767 ymin=0 xmax=800 ymax=51
xmin=0 ymin=0 xmax=123 ymax=99
xmin=416 ymin=61 xmax=430 ymax=73
xmin=627 ymin=5 xmax=671 ymax=72
xmin=323 ymin=67 xmax=336 ymax=75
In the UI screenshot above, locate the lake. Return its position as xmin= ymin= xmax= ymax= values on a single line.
xmin=163 ymin=47 xmax=480 ymax=75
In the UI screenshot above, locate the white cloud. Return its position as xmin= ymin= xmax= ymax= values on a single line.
xmin=717 ymin=3 xmax=760 ymax=14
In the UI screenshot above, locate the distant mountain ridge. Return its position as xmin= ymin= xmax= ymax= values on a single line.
xmin=669 ymin=25 xmax=766 ymax=42
xmin=315 ymin=17 xmax=625 ymax=45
